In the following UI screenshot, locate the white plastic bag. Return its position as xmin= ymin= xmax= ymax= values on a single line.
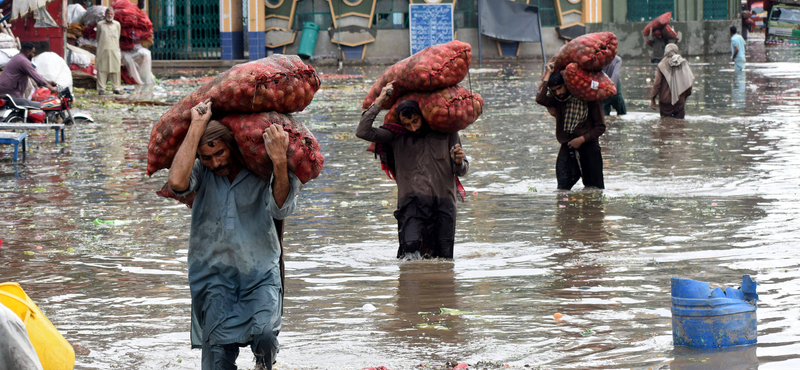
xmin=68 ymin=4 xmax=87 ymax=26
xmin=31 ymin=51 xmax=73 ymax=91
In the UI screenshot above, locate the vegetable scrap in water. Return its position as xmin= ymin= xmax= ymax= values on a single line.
xmin=439 ymin=308 xmax=473 ymax=316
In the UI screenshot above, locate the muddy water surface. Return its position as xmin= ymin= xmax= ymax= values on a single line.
xmin=2 ymin=43 xmax=800 ymax=369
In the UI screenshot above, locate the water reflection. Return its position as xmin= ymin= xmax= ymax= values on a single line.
xmin=670 ymin=344 xmax=758 ymax=370
xmin=391 ymin=261 xmax=460 ymax=348
xmin=554 ymin=192 xmax=609 ymax=245
xmin=733 ymin=71 xmax=747 ymax=109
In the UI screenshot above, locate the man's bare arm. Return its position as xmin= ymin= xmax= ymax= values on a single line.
xmin=168 ymin=101 xmax=212 ymax=192
xmin=263 ymin=124 xmax=290 ymax=208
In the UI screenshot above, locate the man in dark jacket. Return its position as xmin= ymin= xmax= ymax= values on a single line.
xmin=356 ymin=83 xmax=468 ymax=260
xmin=536 ymin=63 xmax=606 ymax=190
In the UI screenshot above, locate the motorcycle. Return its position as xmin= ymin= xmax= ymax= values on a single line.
xmin=0 ymin=87 xmax=94 ymax=125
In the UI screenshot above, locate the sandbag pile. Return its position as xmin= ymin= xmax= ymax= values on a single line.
xmin=550 ymin=32 xmax=618 ymax=102
xmin=149 ymin=55 xmax=324 ymax=206
xmin=363 ymin=41 xmax=483 ymax=133
xmin=643 ymin=12 xmax=677 ymax=44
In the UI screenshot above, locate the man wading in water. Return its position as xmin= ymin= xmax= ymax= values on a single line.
xmin=536 ymin=63 xmax=606 ymax=190
xmin=357 ymin=82 xmax=469 ymax=260
xmin=168 ymin=101 xmax=301 ymax=370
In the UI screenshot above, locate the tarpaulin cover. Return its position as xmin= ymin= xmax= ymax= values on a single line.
xmin=11 ymin=0 xmax=55 ymax=21
xmin=478 ymin=0 xmax=541 ymax=42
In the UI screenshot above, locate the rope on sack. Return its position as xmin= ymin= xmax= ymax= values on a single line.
xmin=464 ymin=50 xmax=475 ymax=120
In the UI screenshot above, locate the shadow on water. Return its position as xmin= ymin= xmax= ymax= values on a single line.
xmin=2 ymin=39 xmax=800 ymax=369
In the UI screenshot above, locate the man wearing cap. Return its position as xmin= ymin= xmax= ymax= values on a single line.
xmin=168 ymin=100 xmax=301 ymax=370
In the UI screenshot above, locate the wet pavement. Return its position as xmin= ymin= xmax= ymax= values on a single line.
xmin=2 ymin=38 xmax=800 ymax=369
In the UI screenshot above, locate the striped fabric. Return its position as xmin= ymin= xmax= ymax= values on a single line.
xmin=564 ymin=97 xmax=588 ymax=133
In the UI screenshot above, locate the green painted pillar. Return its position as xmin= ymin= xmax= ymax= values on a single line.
xmin=613 ymin=0 xmax=627 ymax=23
xmin=697 ymin=0 xmax=704 ymax=22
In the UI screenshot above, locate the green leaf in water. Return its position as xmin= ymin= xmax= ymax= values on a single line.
xmin=93 ymin=219 xmax=132 ymax=226
xmin=581 ymin=329 xmax=595 ymax=337
xmin=416 ymin=323 xmax=450 ymax=331
xmin=32 ymin=187 xmax=46 ymax=193
xmin=24 ymin=251 xmax=35 ymax=255
xmin=439 ymin=308 xmax=473 ymax=316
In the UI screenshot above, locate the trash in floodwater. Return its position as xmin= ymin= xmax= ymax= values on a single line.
xmin=93 ymin=219 xmax=133 ymax=226
xmin=439 ymin=308 xmax=473 ymax=316
xmin=362 ymin=304 xmax=376 ymax=312
xmin=553 ymin=313 xmax=563 ymax=321
xmin=416 ymin=323 xmax=450 ymax=331
xmin=580 ymin=329 xmax=595 ymax=336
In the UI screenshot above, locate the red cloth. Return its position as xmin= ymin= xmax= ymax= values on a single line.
xmin=70 ymin=64 xmax=97 ymax=75
xmin=32 ymin=88 xmax=55 ymax=102
xmin=121 ymin=66 xmax=137 ymax=85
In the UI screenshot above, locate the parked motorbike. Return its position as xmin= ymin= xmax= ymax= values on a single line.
xmin=0 ymin=87 xmax=94 ymax=124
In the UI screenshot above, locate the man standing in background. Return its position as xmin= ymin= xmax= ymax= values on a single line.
xmin=731 ymin=26 xmax=747 ymax=71
xmin=96 ymin=7 xmax=121 ymax=95
xmin=601 ymin=55 xmax=626 ymax=116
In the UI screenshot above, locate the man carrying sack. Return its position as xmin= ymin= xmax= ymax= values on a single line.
xmin=168 ymin=101 xmax=301 ymax=370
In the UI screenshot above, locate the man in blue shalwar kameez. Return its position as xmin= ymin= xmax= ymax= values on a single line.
xmin=168 ymin=100 xmax=301 ymax=370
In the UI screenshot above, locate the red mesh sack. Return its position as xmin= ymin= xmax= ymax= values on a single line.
xmin=553 ymin=32 xmax=618 ymax=72
xmin=362 ymin=40 xmax=471 ymax=109
xmin=662 ymin=25 xmax=678 ymax=40
xmin=643 ymin=12 xmax=672 ymax=36
xmin=155 ymin=112 xmax=324 ymax=207
xmin=563 ymin=63 xmax=617 ymax=102
xmin=383 ymin=86 xmax=483 ymax=133
xmin=156 ymin=183 xmax=195 ymax=208
xmin=219 ymin=112 xmax=324 ymax=184
xmin=147 ymin=55 xmax=320 ymax=176
xmin=653 ymin=29 xmax=663 ymax=39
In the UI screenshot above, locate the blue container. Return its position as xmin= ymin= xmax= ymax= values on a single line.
xmin=671 ymin=275 xmax=758 ymax=349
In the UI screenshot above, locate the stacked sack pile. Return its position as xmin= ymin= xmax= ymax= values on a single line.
xmin=79 ymin=1 xmax=153 ymax=52
xmin=362 ymin=40 xmax=483 ymax=133
xmin=111 ymin=0 xmax=154 ymax=50
xmin=643 ymin=12 xmax=678 ymax=46
xmin=78 ymin=5 xmax=106 ymax=52
xmin=148 ymin=55 xmax=325 ymax=207
xmin=0 ymin=21 xmax=20 ymax=69
xmin=550 ymin=32 xmax=618 ymax=102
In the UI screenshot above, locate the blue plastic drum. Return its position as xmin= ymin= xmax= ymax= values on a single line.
xmin=671 ymin=275 xmax=758 ymax=349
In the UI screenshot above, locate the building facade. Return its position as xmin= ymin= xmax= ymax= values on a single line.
xmin=143 ymin=0 xmax=741 ymax=61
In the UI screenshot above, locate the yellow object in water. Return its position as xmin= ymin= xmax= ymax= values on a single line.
xmin=0 ymin=282 xmax=75 ymax=370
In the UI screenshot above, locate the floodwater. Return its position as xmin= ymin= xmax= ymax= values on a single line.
xmin=2 ymin=39 xmax=800 ymax=369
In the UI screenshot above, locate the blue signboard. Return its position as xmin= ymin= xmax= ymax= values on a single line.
xmin=408 ymin=3 xmax=454 ymax=55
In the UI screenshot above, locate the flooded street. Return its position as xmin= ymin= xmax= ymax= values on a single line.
xmin=2 ymin=41 xmax=800 ymax=369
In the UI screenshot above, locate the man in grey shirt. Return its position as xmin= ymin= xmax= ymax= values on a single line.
xmin=601 ymin=55 xmax=626 ymax=116
xmin=168 ymin=101 xmax=300 ymax=370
